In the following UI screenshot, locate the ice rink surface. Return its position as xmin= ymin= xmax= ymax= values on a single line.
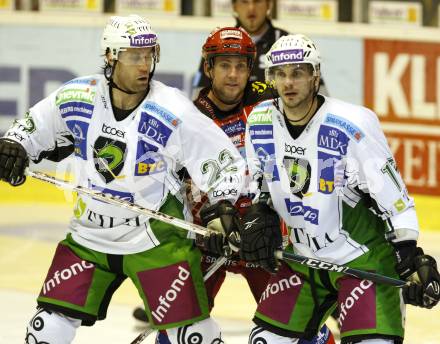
xmin=1 ymin=203 xmax=439 ymax=344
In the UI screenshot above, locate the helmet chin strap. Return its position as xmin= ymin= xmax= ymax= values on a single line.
xmin=104 ymin=60 xmax=156 ymax=95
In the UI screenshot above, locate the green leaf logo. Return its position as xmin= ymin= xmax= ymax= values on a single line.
xmin=74 ymin=197 xmax=86 ymax=218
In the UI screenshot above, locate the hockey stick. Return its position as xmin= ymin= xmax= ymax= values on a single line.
xmin=26 ymin=169 xmax=210 ymax=237
xmin=130 ymin=325 xmax=155 ymax=344
xmin=27 ymin=169 xmax=405 ymax=288
xmin=275 ymin=251 xmax=406 ymax=287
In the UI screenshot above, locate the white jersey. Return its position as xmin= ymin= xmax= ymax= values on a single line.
xmin=5 ymin=75 xmax=245 ymax=254
xmin=246 ymin=96 xmax=419 ymax=264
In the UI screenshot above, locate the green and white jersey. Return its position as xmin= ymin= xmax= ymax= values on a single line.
xmin=245 ymin=96 xmax=419 ymax=264
xmin=5 ymin=75 xmax=245 ymax=254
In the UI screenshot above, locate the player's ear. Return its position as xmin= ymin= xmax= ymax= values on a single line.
xmin=204 ymin=61 xmax=212 ymax=79
xmin=266 ymin=0 xmax=273 ymax=17
xmin=313 ymin=67 xmax=320 ymax=92
xmin=314 ymin=76 xmax=320 ymax=92
xmin=105 ymin=48 xmax=115 ymax=67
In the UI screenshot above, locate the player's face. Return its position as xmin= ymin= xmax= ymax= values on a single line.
xmin=273 ymin=64 xmax=317 ymax=113
xmin=113 ymin=48 xmax=154 ymax=93
xmin=209 ymin=55 xmax=251 ymax=105
xmin=233 ymin=0 xmax=270 ymax=35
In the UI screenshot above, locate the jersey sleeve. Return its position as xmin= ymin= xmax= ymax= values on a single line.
xmin=174 ymin=103 xmax=246 ymax=205
xmin=346 ymin=108 xmax=419 ymax=242
xmin=245 ymin=114 xmax=267 ymax=203
xmin=4 ymin=90 xmax=73 ymax=163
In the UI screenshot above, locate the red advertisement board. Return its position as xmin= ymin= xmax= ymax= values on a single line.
xmin=365 ymin=39 xmax=440 ymax=196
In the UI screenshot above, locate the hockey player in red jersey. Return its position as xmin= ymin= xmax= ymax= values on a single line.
xmin=134 ymin=26 xmax=335 ymax=344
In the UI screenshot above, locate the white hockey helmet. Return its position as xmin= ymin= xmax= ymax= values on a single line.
xmin=265 ymin=34 xmax=321 ymax=83
xmin=101 ymin=15 xmax=160 ymax=63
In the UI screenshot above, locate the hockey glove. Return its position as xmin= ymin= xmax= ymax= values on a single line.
xmin=0 ymin=138 xmax=28 ymax=186
xmin=240 ymin=203 xmax=282 ymax=274
xmin=394 ymin=240 xmax=440 ymax=309
xmin=199 ymin=200 xmax=241 ymax=257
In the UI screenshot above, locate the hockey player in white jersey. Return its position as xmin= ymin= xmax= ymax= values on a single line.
xmin=0 ymin=15 xmax=245 ymax=343
xmin=240 ymin=34 xmax=440 ymax=343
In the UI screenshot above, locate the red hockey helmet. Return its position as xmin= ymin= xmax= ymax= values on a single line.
xmin=202 ymin=27 xmax=256 ymax=68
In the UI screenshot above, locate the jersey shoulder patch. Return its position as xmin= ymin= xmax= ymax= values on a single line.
xmin=248 ymin=101 xmax=273 ymax=125
xmin=323 ymin=112 xmax=365 ymax=142
xmin=56 ymin=75 xmax=99 ymax=120
xmin=62 ymin=75 xmax=100 ymax=87
xmin=141 ymin=101 xmax=181 ymax=128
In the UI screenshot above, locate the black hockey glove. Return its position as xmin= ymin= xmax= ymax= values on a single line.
xmin=240 ymin=203 xmax=282 ymax=274
xmin=394 ymin=240 xmax=440 ymax=309
xmin=199 ymin=200 xmax=241 ymax=257
xmin=0 ymin=138 xmax=28 ymax=186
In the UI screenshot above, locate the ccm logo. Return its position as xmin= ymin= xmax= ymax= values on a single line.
xmin=213 ymin=189 xmax=238 ymax=197
xmin=285 ymin=143 xmax=306 ymax=155
xmin=102 ymin=123 xmax=125 ymax=138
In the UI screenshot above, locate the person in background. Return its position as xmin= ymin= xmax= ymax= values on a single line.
xmin=192 ymin=0 xmax=329 ymax=98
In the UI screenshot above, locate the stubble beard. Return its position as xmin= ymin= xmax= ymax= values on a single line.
xmin=213 ymin=85 xmax=244 ymax=106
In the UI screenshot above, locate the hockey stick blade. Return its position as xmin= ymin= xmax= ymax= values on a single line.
xmin=275 ymin=251 xmax=406 ymax=287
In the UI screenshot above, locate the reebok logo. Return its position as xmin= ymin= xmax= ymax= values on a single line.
xmin=244 ymin=218 xmax=259 ymax=230
xmin=151 ymin=266 xmax=190 ymax=323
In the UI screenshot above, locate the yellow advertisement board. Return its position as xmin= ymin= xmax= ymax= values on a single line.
xmin=369 ymin=1 xmax=422 ymax=26
xmin=278 ymin=0 xmax=337 ymax=22
xmin=115 ymin=0 xmax=180 ymax=16
xmin=39 ymin=0 xmax=103 ymax=12
xmin=0 ymin=0 xmax=14 ymax=10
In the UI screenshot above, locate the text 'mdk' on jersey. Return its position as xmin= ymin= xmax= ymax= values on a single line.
xmin=245 ymin=96 xmax=419 ymax=264
xmin=5 ymin=74 xmax=245 ymax=254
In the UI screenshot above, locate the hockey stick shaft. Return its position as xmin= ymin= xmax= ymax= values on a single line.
xmin=27 ymin=171 xmax=404 ymax=287
xmin=26 ymin=170 xmax=210 ymax=237
xmin=203 ymin=256 xmax=228 ymax=281
xmin=275 ymin=251 xmax=406 ymax=287
xmin=130 ymin=326 xmax=155 ymax=344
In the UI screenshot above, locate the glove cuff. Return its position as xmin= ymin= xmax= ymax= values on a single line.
xmin=200 ymin=199 xmax=234 ymax=227
xmin=393 ymin=240 xmax=424 ymax=279
xmin=392 ymin=240 xmax=419 ymax=264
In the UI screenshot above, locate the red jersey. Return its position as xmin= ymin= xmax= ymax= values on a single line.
xmin=190 ymin=82 xmax=271 ymax=219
